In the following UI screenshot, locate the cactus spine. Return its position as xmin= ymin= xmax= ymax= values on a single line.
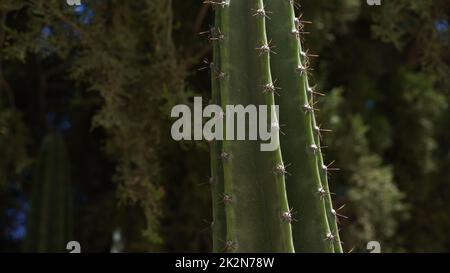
xmin=25 ymin=133 xmax=72 ymax=252
xmin=210 ymin=0 xmax=294 ymax=252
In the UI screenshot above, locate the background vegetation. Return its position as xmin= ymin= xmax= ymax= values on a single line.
xmin=0 ymin=0 xmax=448 ymax=252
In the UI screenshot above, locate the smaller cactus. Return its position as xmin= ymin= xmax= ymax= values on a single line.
xmin=24 ymin=133 xmax=72 ymax=252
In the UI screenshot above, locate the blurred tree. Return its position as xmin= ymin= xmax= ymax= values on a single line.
xmin=0 ymin=6 xmax=30 ymax=188
xmin=1 ymin=0 xmax=207 ymax=252
xmin=370 ymin=0 xmax=450 ymax=252
xmin=300 ymin=0 xmax=449 ymax=252
xmin=321 ymin=88 xmax=408 ymax=252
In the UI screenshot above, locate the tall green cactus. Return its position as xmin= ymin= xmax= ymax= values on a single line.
xmin=209 ymin=0 xmax=294 ymax=253
xmin=24 ymin=132 xmax=72 ymax=252
xmin=207 ymin=0 xmax=342 ymax=253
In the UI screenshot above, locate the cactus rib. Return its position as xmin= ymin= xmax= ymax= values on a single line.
xmin=210 ymin=7 xmax=227 ymax=253
xmin=264 ymin=0 xmax=335 ymax=252
xmin=306 ymin=76 xmax=343 ymax=252
xmin=215 ymin=0 xmax=294 ymax=252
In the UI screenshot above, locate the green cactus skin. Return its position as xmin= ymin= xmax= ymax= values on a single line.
xmin=213 ymin=0 xmax=294 ymax=252
xmin=264 ymin=0 xmax=336 ymax=252
xmin=24 ymin=133 xmax=72 ymax=253
xmin=209 ymin=8 xmax=227 ymax=253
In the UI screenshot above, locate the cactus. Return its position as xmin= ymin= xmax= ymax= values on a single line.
xmin=24 ymin=133 xmax=72 ymax=252
xmin=209 ymin=0 xmax=294 ymax=253
xmin=207 ymin=0 xmax=342 ymax=252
